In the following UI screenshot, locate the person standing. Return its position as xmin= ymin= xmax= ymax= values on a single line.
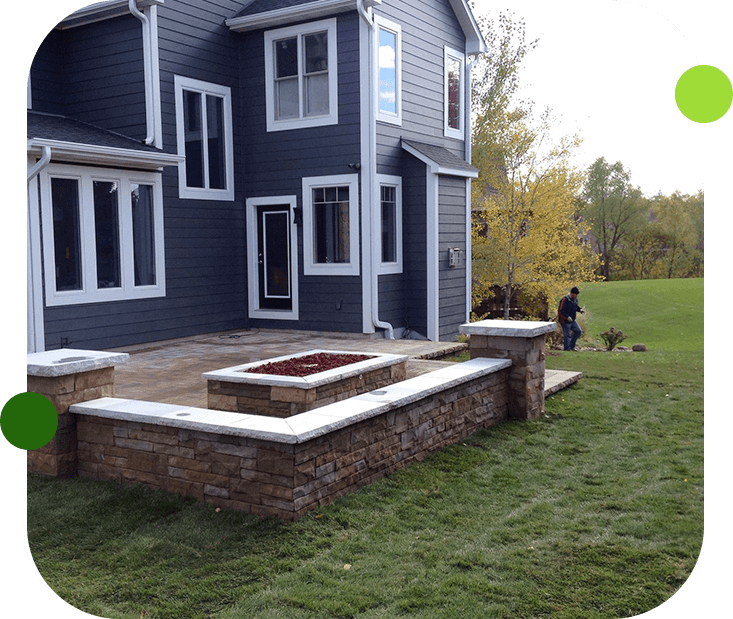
xmin=558 ymin=287 xmax=584 ymax=351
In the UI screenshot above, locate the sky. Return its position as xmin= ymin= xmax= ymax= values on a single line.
xmin=471 ymin=0 xmax=731 ymax=197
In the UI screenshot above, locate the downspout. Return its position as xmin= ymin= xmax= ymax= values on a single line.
xmin=27 ymin=145 xmax=51 ymax=182
xmin=129 ymin=0 xmax=156 ymax=145
xmin=358 ymin=0 xmax=394 ymax=338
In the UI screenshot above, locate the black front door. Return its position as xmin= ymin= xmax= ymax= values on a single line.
xmin=256 ymin=205 xmax=292 ymax=311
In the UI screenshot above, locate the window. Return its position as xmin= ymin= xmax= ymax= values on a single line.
xmin=377 ymin=174 xmax=403 ymax=274
xmin=40 ymin=164 xmax=166 ymax=306
xmin=444 ymin=46 xmax=465 ymax=139
xmin=374 ymin=16 xmax=401 ymax=125
xmin=174 ymin=76 xmax=234 ymax=200
xmin=303 ymin=174 xmax=360 ymax=275
xmin=264 ymin=18 xmax=338 ymax=132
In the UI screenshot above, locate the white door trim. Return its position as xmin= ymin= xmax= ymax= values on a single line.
xmin=246 ymin=195 xmax=299 ymax=321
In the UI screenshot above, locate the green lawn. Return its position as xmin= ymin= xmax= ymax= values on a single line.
xmin=574 ymin=277 xmax=703 ymax=351
xmin=28 ymin=279 xmax=704 ymax=619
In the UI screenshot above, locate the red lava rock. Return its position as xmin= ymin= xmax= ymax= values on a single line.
xmin=248 ymin=352 xmax=374 ymax=377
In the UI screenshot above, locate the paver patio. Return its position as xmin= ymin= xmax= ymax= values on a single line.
xmin=106 ymin=328 xmax=580 ymax=408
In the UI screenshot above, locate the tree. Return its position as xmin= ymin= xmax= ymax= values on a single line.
xmin=581 ymin=157 xmax=646 ymax=280
xmin=472 ymin=109 xmax=600 ymax=318
xmin=651 ymin=191 xmax=704 ymax=278
xmin=470 ymin=11 xmax=599 ymax=318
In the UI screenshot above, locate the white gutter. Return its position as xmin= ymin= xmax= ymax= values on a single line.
xmin=128 ymin=0 xmax=157 ymax=146
xmin=228 ymin=0 xmax=381 ymax=32
xmin=358 ymin=1 xmax=393 ymax=339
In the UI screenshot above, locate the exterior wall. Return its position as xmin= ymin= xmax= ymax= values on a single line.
xmin=372 ymin=0 xmax=468 ymax=340
xmin=399 ymin=155 xmax=428 ymax=336
xmin=29 ymin=1 xmax=475 ymax=349
xmin=373 ymin=0 xmax=466 ymax=168
xmin=438 ymin=175 xmax=467 ymax=340
xmin=35 ymin=2 xmax=248 ymax=350
xmin=30 ymin=15 xmax=147 ymax=139
xmin=239 ymin=12 xmax=364 ymax=333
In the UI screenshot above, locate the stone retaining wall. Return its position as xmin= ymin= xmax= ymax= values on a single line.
xmin=27 ymin=321 xmax=558 ymax=521
xmin=72 ymin=367 xmax=509 ymax=520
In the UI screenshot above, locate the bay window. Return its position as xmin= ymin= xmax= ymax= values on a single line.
xmin=40 ymin=164 xmax=165 ymax=306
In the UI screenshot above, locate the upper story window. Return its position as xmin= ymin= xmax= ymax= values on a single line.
xmin=444 ymin=46 xmax=465 ymax=139
xmin=264 ymin=18 xmax=338 ymax=132
xmin=174 ymin=76 xmax=234 ymax=200
xmin=374 ymin=16 xmax=402 ymax=125
xmin=39 ymin=164 xmax=166 ymax=306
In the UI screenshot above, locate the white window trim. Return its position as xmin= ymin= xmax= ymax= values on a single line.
xmin=444 ymin=46 xmax=465 ymax=139
xmin=174 ymin=75 xmax=235 ymax=200
xmin=374 ymin=15 xmax=402 ymax=126
xmin=39 ymin=163 xmax=166 ymax=307
xmin=376 ymin=174 xmax=403 ymax=274
xmin=303 ymin=173 xmax=360 ymax=276
xmin=264 ymin=18 xmax=339 ymax=132
xmin=246 ymin=195 xmax=299 ymax=321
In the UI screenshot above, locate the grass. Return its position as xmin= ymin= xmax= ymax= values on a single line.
xmin=28 ymin=278 xmax=704 ymax=619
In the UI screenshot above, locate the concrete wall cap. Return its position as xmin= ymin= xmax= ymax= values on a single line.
xmin=460 ymin=320 xmax=558 ymax=338
xmin=27 ymin=349 xmax=130 ymax=377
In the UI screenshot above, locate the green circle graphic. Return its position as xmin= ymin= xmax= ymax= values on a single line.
xmin=1 ymin=392 xmax=58 ymax=450
xmin=675 ymin=65 xmax=733 ymax=123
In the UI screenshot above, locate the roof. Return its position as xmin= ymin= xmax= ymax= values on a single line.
xmin=401 ymin=139 xmax=478 ymax=178
xmin=226 ymin=0 xmax=486 ymax=53
xmin=27 ymin=111 xmax=182 ymax=170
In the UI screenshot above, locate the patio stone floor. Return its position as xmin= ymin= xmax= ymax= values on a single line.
xmin=107 ymin=328 xmax=581 ymax=408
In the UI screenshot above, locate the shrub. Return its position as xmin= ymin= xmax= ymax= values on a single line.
xmin=599 ymin=327 xmax=627 ymax=351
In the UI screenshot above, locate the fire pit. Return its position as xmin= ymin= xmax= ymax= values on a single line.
xmin=203 ymin=350 xmax=408 ymax=418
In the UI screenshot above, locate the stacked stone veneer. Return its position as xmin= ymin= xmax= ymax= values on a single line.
xmin=26 ymin=349 xmax=129 ymax=477
xmin=28 ymin=321 xmax=557 ymax=520
xmin=69 ymin=358 xmax=511 ymax=520
xmin=460 ymin=320 xmax=558 ymax=420
xmin=204 ymin=351 xmax=408 ymax=418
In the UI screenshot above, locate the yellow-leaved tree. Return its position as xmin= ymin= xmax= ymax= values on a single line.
xmin=470 ymin=12 xmax=600 ymax=319
xmin=472 ymin=108 xmax=600 ymax=318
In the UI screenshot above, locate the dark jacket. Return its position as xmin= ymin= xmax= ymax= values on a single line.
xmin=558 ymin=295 xmax=581 ymax=323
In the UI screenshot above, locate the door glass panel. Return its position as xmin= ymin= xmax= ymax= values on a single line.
xmin=263 ymin=212 xmax=290 ymax=298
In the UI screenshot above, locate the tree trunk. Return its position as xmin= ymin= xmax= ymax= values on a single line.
xmin=503 ymin=282 xmax=512 ymax=319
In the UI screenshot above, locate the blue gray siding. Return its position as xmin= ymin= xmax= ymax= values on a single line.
xmin=373 ymin=0 xmax=469 ymax=340
xmin=239 ymin=12 xmax=364 ymax=333
xmin=38 ymin=1 xmax=247 ymax=350
xmin=438 ymin=175 xmax=467 ymax=339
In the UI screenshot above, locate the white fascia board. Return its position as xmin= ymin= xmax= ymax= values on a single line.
xmin=27 ymin=138 xmax=183 ymax=171
xmin=226 ymin=0 xmax=381 ymax=32
xmin=401 ymin=142 xmax=478 ymax=179
xmin=447 ymin=0 xmax=487 ymax=55
xmin=56 ymin=0 xmax=165 ymax=30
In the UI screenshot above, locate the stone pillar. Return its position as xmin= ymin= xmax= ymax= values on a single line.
xmin=459 ymin=320 xmax=557 ymax=420
xmin=26 ymin=349 xmax=129 ymax=477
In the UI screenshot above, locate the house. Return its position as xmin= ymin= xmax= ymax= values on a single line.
xmin=27 ymin=0 xmax=486 ymax=353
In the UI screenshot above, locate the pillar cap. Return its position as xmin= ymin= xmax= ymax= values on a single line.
xmin=460 ymin=320 xmax=557 ymax=338
xmin=27 ymin=348 xmax=130 ymax=377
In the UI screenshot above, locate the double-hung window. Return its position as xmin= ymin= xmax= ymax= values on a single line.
xmin=40 ymin=164 xmax=165 ymax=306
xmin=374 ymin=16 xmax=402 ymax=125
xmin=303 ymin=174 xmax=360 ymax=275
xmin=264 ymin=18 xmax=338 ymax=132
xmin=444 ymin=46 xmax=465 ymax=139
xmin=174 ymin=76 xmax=234 ymax=200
